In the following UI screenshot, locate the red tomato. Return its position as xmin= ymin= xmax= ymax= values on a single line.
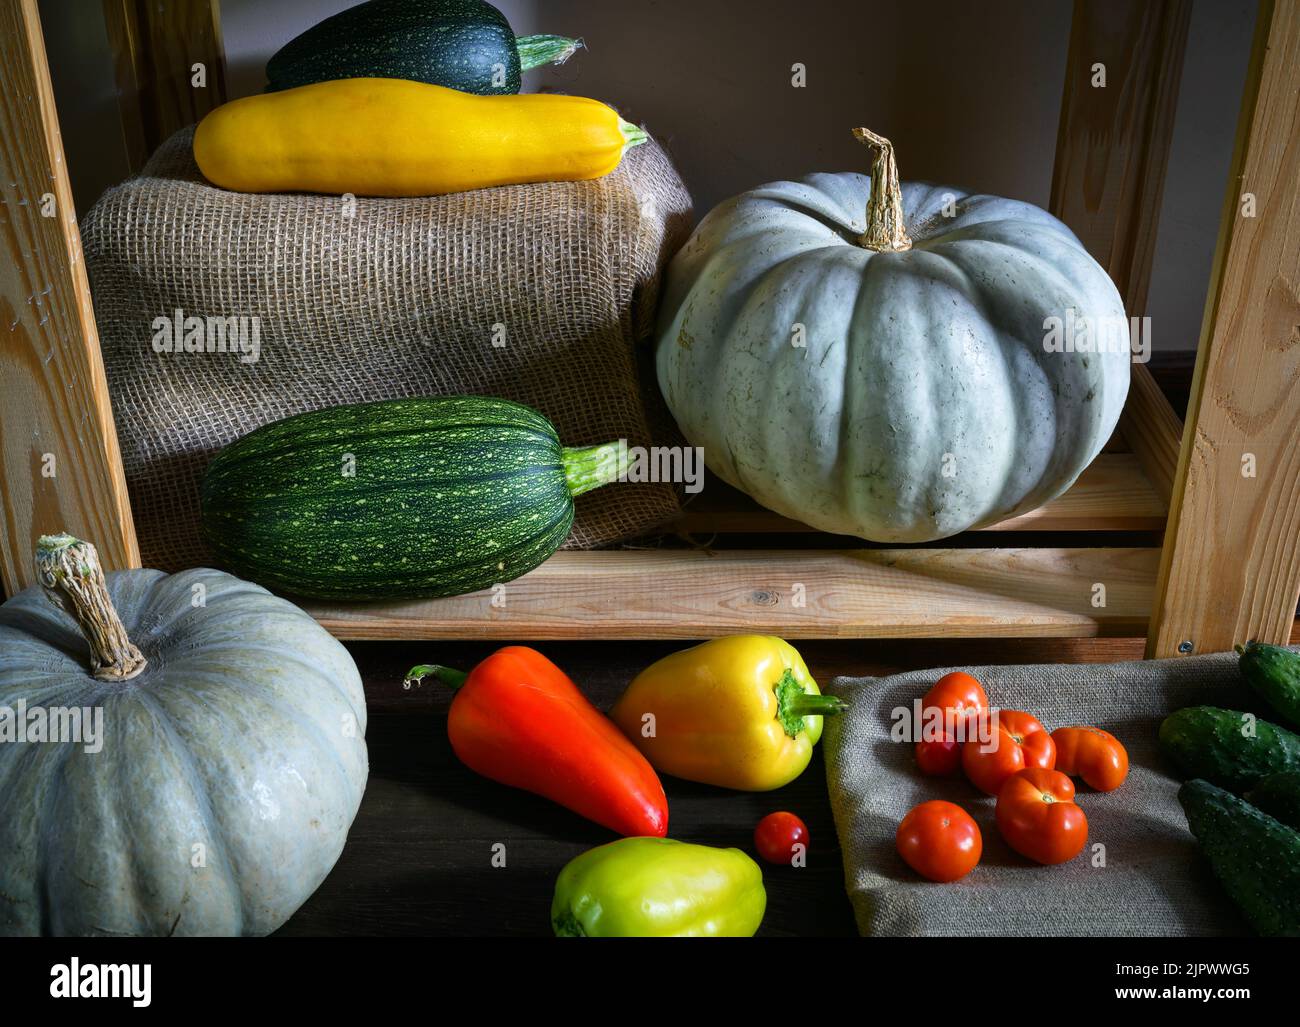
xmin=914 ymin=672 xmax=988 ymax=777
xmin=1051 ymin=725 xmax=1129 ymax=792
xmin=996 ymin=767 xmax=1088 ymax=865
xmin=922 ymin=672 xmax=988 ymax=718
xmin=962 ymin=709 xmax=1055 ymax=795
xmin=895 ymin=800 xmax=982 ymax=882
xmin=754 ymin=812 xmax=809 ymax=866
xmin=915 ymin=735 xmax=961 ymax=776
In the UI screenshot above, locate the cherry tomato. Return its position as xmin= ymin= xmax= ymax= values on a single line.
xmin=915 ymin=735 xmax=961 ymax=776
xmin=754 ymin=811 xmax=809 ymax=866
xmin=1051 ymin=725 xmax=1129 ymax=792
xmin=914 ymin=672 xmax=988 ymax=777
xmin=922 ymin=672 xmax=988 ymax=719
xmin=996 ymin=767 xmax=1088 ymax=865
xmin=962 ymin=709 xmax=1055 ymax=795
xmin=895 ymin=800 xmax=982 ymax=882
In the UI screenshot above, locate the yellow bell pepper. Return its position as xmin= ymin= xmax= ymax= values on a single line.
xmin=610 ymin=635 xmax=845 ymax=791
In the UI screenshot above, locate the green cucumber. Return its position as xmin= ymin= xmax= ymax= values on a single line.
xmin=1245 ymin=771 xmax=1300 ymax=831
xmin=1158 ymin=705 xmax=1300 ymax=792
xmin=266 ymin=0 xmax=581 ymax=95
xmin=1237 ymin=641 xmax=1300 ymax=729
xmin=200 ymin=396 xmax=626 ymax=600
xmin=1178 ymin=779 xmax=1300 ymax=936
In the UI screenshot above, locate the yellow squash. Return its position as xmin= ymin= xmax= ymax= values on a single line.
xmin=193 ymin=77 xmax=647 ymax=197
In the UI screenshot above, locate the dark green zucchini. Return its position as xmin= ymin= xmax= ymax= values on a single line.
xmin=266 ymin=0 xmax=580 ymax=95
xmin=200 ymin=396 xmax=624 ymax=600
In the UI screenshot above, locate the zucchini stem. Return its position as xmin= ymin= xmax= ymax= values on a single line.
xmin=562 ymin=441 xmax=629 ymax=498
xmin=516 ymin=34 xmax=583 ymax=72
xmin=618 ymin=118 xmax=649 ymax=153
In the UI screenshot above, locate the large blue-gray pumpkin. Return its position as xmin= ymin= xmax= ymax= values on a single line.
xmin=655 ymin=129 xmax=1131 ymax=542
xmin=0 ymin=534 xmax=368 ymax=936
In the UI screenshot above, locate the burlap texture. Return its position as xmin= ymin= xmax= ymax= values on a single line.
xmin=82 ymin=127 xmax=692 ymax=572
xmin=824 ymin=652 xmax=1257 ymax=936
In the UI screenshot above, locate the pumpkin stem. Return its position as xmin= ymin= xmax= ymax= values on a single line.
xmin=852 ymin=127 xmax=912 ymax=253
xmin=35 ymin=533 xmax=147 ymax=681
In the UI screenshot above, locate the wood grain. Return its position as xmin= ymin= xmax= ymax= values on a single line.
xmin=303 ymin=547 xmax=1159 ymax=641
xmin=1050 ymin=0 xmax=1191 ymax=314
xmin=1149 ymin=0 xmax=1300 ymax=657
xmin=674 ymin=454 xmax=1167 ymax=535
xmin=0 ymin=0 xmax=139 ymax=594
xmin=101 ymin=0 xmax=227 ymax=169
xmin=1119 ymin=362 xmax=1183 ymax=504
xmin=1051 ymin=0 xmax=1189 ymax=507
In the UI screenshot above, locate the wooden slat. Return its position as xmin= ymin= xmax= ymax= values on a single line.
xmin=0 ymin=0 xmax=139 ymax=593
xmin=1051 ymin=0 xmax=1188 ymax=505
xmin=304 ymin=548 xmax=1158 ymax=641
xmin=1148 ymin=0 xmax=1300 ymax=657
xmin=1119 ymin=362 xmax=1182 ymax=503
xmin=674 ymin=454 xmax=1166 ymax=535
xmin=1050 ymin=0 xmax=1190 ymax=312
xmin=102 ymin=0 xmax=227 ymax=170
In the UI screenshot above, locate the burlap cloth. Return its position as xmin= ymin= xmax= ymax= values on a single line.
xmin=82 ymin=127 xmax=692 ymax=572
xmin=824 ymin=652 xmax=1255 ymax=936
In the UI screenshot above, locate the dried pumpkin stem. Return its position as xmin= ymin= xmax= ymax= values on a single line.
xmin=852 ymin=127 xmax=912 ymax=253
xmin=35 ymin=533 xmax=146 ymax=681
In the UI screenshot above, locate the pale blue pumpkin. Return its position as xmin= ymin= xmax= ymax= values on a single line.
xmin=0 ymin=535 xmax=367 ymax=936
xmin=656 ymin=130 xmax=1131 ymax=542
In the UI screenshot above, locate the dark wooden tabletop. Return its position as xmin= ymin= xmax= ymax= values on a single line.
xmin=276 ymin=635 xmax=1160 ymax=937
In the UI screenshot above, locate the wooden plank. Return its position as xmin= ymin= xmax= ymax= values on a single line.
xmin=674 ymin=454 xmax=1166 ymax=535
xmin=1119 ymin=362 xmax=1183 ymax=503
xmin=1050 ymin=0 xmax=1189 ymax=504
xmin=0 ymin=0 xmax=139 ymax=594
xmin=304 ymin=547 xmax=1159 ymax=641
xmin=1050 ymin=0 xmax=1191 ymax=312
xmin=102 ymin=0 xmax=227 ymax=169
xmin=1149 ymin=0 xmax=1300 ymax=657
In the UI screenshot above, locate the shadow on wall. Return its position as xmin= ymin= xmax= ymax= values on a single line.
xmin=504 ymin=0 xmax=1074 ymax=212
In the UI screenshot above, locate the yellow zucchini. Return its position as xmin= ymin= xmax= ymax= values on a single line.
xmin=193 ymin=77 xmax=647 ymax=197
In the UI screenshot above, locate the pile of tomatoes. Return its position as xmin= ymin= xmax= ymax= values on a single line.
xmin=895 ymin=671 xmax=1129 ymax=883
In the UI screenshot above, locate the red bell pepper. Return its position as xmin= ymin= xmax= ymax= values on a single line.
xmin=405 ymin=646 xmax=668 ymax=837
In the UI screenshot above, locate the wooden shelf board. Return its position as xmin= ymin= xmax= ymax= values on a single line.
xmin=673 ymin=454 xmax=1168 ymax=535
xmin=305 ymin=547 xmax=1159 ymax=641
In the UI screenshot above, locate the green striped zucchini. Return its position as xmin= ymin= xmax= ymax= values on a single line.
xmin=266 ymin=0 xmax=581 ymax=95
xmin=200 ymin=396 xmax=623 ymax=600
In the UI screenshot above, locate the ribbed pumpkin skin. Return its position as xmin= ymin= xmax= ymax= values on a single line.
xmin=656 ymin=174 xmax=1131 ymax=543
xmin=0 ymin=568 xmax=368 ymax=936
xmin=201 ymin=396 xmax=575 ymax=600
xmin=267 ymin=0 xmax=524 ymax=94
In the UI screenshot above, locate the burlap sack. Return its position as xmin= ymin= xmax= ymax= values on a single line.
xmin=824 ymin=652 xmax=1263 ymax=936
xmin=82 ymin=127 xmax=692 ymax=572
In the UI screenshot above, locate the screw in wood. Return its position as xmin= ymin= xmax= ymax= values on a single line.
xmin=1178 ymin=640 xmax=1194 ymax=654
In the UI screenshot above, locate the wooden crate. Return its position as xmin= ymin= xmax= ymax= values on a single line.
xmin=2 ymin=0 xmax=1298 ymax=656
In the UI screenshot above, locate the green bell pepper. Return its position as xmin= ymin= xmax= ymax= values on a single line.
xmin=551 ymin=837 xmax=766 ymax=937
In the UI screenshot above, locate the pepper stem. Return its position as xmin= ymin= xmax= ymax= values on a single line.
xmin=516 ymin=34 xmax=583 ymax=72
xmin=852 ymin=127 xmax=912 ymax=253
xmin=402 ymin=664 xmax=469 ymax=691
xmin=774 ymin=669 xmax=846 ymax=738
xmin=562 ymin=441 xmax=629 ymax=498
xmin=35 ymin=533 xmax=146 ymax=681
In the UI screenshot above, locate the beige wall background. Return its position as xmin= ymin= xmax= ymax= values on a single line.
xmin=40 ymin=0 xmax=1257 ymax=350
